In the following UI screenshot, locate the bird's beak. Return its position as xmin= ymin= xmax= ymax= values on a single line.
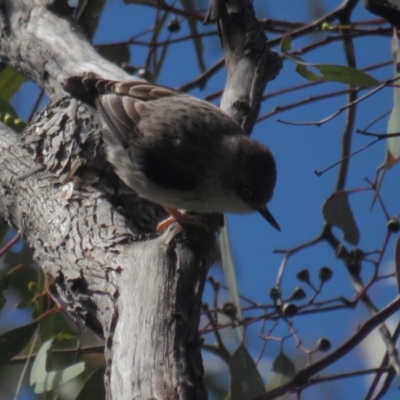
xmin=255 ymin=204 xmax=280 ymax=231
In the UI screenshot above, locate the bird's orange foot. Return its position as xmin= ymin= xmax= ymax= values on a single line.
xmin=157 ymin=207 xmax=209 ymax=233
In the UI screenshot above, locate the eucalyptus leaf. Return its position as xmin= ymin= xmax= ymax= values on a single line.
xmin=152 ymin=37 xmax=171 ymax=83
xmin=149 ymin=11 xmax=171 ymax=83
xmin=220 ymin=217 xmax=244 ymax=341
xmin=386 ymin=29 xmax=400 ymax=166
xmin=97 ymin=44 xmax=130 ymax=66
xmin=322 ymin=192 xmax=360 ymax=245
xmin=77 ymin=0 xmax=105 ymax=40
xmin=0 ymin=97 xmax=18 ymax=119
xmin=76 ymin=366 xmax=106 ymax=400
xmin=0 ymin=265 xmax=23 ymax=312
xmin=0 ymin=321 xmax=38 ymax=369
xmin=316 ymin=64 xmax=379 ymax=87
xmin=281 ymin=36 xmax=379 ymax=88
xmin=372 ymin=29 xmax=400 ymax=208
xmin=0 ymin=220 xmax=9 ymax=244
xmin=30 ymin=338 xmax=85 ymax=393
xmin=180 ymin=0 xmax=206 ymax=73
xmin=229 ymin=344 xmax=266 ymax=400
xmin=265 ymin=351 xmax=296 ymax=399
xmin=395 ymin=238 xmax=400 ymax=294
xmin=0 ymin=67 xmax=26 ymax=100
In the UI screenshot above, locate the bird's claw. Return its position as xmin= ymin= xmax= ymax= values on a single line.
xmin=157 ymin=208 xmax=209 ymax=233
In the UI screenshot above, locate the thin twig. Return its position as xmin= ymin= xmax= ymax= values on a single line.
xmin=278 ymin=78 xmax=398 ymax=127
xmin=257 ymin=296 xmax=400 ymax=400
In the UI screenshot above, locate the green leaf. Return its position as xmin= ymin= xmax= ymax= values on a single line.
xmin=0 ymin=220 xmax=9 ymax=244
xmin=0 ymin=67 xmax=26 ymax=100
xmin=0 ymin=97 xmax=18 ymax=119
xmin=220 ymin=217 xmax=244 ymax=342
xmin=0 ymin=274 xmax=10 ymax=311
xmin=30 ymin=338 xmax=85 ymax=393
xmin=97 ymin=43 xmax=130 ymax=67
xmin=386 ymin=29 xmax=400 ymax=166
xmin=295 ymin=64 xmax=324 ymax=82
xmin=40 ymin=311 xmax=75 ymax=344
xmin=395 ymin=238 xmax=400 ymax=294
xmin=23 ymin=268 xmax=46 ymax=320
xmin=372 ymin=29 xmax=400 ymax=208
xmin=296 ymin=63 xmax=379 ymax=87
xmin=76 ymin=366 xmax=106 ymax=400
xmin=152 ymin=38 xmax=170 ymax=83
xmin=265 ymin=351 xmax=296 ymax=398
xmin=77 ymin=0 xmax=105 ymax=40
xmin=149 ymin=11 xmax=170 ymax=83
xmin=322 ymin=192 xmax=360 ymax=245
xmin=180 ymin=0 xmax=206 ymax=73
xmin=0 ymin=264 xmax=25 ymax=312
xmin=229 ymin=344 xmax=266 ymax=400
xmin=152 ymin=10 xmax=169 ymax=44
xmin=281 ymin=36 xmax=379 ymax=88
xmin=0 ymin=321 xmax=38 ymax=369
xmin=280 ymin=35 xmax=292 ymax=54
xmin=316 ymin=64 xmax=380 ymax=87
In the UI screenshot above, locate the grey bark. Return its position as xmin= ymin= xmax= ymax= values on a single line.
xmin=0 ymin=0 xmax=281 ymax=399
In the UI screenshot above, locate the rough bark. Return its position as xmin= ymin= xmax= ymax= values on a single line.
xmin=0 ymin=0 xmax=281 ymax=399
xmin=205 ymin=0 xmax=282 ymax=132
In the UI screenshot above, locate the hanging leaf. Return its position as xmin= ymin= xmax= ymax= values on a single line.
xmin=97 ymin=44 xmax=130 ymax=67
xmin=0 ymin=273 xmax=10 ymax=312
xmin=30 ymin=338 xmax=85 ymax=393
xmin=372 ymin=29 xmax=400 ymax=208
xmin=229 ymin=344 xmax=266 ymax=400
xmin=0 ymin=97 xmax=18 ymax=119
xmin=151 ymin=10 xmax=170 ymax=44
xmin=180 ymin=0 xmax=206 ymax=73
xmin=385 ymin=29 xmax=400 ymax=167
xmin=0 ymin=264 xmax=25 ymax=312
xmin=147 ymin=11 xmax=170 ymax=82
xmin=77 ymin=0 xmax=105 ymax=40
xmin=76 ymin=366 xmax=106 ymax=400
xmin=281 ymin=36 xmax=379 ymax=88
xmin=265 ymin=351 xmax=296 ymax=398
xmin=0 ymin=220 xmax=9 ymax=244
xmin=150 ymin=11 xmax=171 ymax=83
xmin=0 ymin=321 xmax=38 ymax=369
xmin=0 ymin=67 xmax=26 ymax=100
xmin=220 ymin=217 xmax=244 ymax=342
xmin=322 ymin=192 xmax=360 ymax=245
xmin=40 ymin=311 xmax=77 ymax=344
xmin=395 ymin=238 xmax=400 ymax=294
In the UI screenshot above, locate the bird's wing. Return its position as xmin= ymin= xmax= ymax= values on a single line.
xmin=93 ymin=83 xmax=201 ymax=191
xmin=64 ymin=75 xmax=200 ymax=191
xmin=63 ymin=75 xmax=240 ymax=194
xmin=64 ymin=75 xmax=182 ymax=149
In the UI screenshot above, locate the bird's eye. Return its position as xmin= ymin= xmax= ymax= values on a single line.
xmin=242 ymin=187 xmax=253 ymax=198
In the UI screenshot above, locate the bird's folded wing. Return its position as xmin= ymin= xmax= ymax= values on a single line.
xmin=64 ymin=75 xmax=182 ymax=149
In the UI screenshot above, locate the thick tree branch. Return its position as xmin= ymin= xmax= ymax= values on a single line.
xmin=0 ymin=0 xmax=281 ymax=399
xmin=205 ymin=0 xmax=282 ymax=133
xmin=0 ymin=0 xmax=129 ymax=96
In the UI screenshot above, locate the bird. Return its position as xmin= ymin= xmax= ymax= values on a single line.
xmin=63 ymin=73 xmax=280 ymax=232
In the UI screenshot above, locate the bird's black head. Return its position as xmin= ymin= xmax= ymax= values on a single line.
xmin=234 ymin=138 xmax=280 ymax=231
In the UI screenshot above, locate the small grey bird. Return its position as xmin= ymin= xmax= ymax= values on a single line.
xmin=63 ymin=74 xmax=280 ymax=231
